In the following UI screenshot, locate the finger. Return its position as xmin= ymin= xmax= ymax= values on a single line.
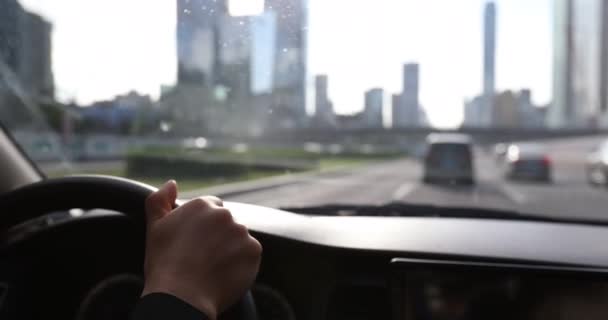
xmin=145 ymin=180 xmax=178 ymax=223
xmin=174 ymin=196 xmax=222 ymax=216
xmin=200 ymin=195 xmax=223 ymax=207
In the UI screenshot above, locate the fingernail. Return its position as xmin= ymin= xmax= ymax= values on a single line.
xmin=162 ymin=180 xmax=176 ymax=190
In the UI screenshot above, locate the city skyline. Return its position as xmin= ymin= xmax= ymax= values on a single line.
xmin=20 ymin=0 xmax=552 ymax=128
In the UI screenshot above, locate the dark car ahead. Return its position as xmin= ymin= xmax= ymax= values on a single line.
xmin=586 ymin=140 xmax=608 ymax=187
xmin=423 ymin=134 xmax=475 ymax=185
xmin=505 ymin=144 xmax=552 ymax=182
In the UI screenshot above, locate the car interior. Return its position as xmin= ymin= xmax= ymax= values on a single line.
xmin=2 ymin=0 xmax=608 ymax=319
xmin=2 ymin=119 xmax=608 ymax=320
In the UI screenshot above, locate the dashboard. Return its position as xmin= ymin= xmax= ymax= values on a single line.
xmin=391 ymin=258 xmax=608 ymax=320
xmin=3 ymin=202 xmax=608 ymax=320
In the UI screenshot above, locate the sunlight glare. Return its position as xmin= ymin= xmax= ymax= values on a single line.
xmin=229 ymin=0 xmax=264 ymax=16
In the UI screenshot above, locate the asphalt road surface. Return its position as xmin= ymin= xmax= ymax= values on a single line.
xmin=227 ymin=136 xmax=608 ymax=221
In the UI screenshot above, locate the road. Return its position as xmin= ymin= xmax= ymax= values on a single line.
xmin=226 ymin=136 xmax=608 ymax=221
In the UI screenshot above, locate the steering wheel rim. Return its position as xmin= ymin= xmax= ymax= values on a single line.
xmin=0 ymin=175 xmax=156 ymax=233
xmin=0 ymin=175 xmax=257 ymax=320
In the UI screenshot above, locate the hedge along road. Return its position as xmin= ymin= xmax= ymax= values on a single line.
xmin=41 ymin=150 xmax=404 ymax=192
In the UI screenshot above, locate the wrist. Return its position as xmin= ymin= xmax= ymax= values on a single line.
xmin=142 ymin=280 xmax=218 ymax=320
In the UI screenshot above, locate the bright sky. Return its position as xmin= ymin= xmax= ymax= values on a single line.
xmin=20 ymin=0 xmax=552 ymax=128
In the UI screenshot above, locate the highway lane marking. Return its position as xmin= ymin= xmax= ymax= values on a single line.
xmin=499 ymin=184 xmax=527 ymax=204
xmin=393 ymin=182 xmax=417 ymax=200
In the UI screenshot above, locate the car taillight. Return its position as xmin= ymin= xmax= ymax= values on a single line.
xmin=542 ymin=156 xmax=551 ymax=166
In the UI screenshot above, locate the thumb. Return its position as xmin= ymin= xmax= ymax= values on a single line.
xmin=145 ymin=180 xmax=178 ymax=224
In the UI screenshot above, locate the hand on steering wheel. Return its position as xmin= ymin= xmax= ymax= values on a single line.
xmin=142 ymin=181 xmax=262 ymax=319
xmin=0 ymin=175 xmax=260 ymax=320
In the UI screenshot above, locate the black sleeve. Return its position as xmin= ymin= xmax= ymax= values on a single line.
xmin=131 ymin=293 xmax=209 ymax=320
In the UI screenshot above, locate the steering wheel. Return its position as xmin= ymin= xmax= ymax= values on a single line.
xmin=0 ymin=175 xmax=257 ymax=320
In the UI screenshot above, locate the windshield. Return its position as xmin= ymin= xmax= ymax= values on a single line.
xmin=1 ymin=0 xmax=608 ymax=220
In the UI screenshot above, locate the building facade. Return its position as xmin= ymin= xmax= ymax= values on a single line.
xmin=173 ymin=0 xmax=308 ymax=133
xmin=176 ymin=0 xmax=224 ymax=85
xmin=0 ymin=0 xmax=53 ymax=100
xmin=266 ymin=0 xmax=307 ymax=120
xmin=550 ymin=0 xmax=608 ymax=128
xmin=391 ymin=94 xmax=401 ymax=128
xmin=518 ymin=89 xmax=546 ymax=128
xmin=493 ymin=91 xmax=519 ymax=128
xmin=18 ymin=12 xmax=54 ymax=99
xmin=549 ymin=0 xmax=574 ymax=128
xmin=464 ymin=89 xmax=545 ymax=128
xmin=0 ymin=0 xmax=22 ymax=73
xmin=364 ymin=88 xmax=383 ymax=128
xmin=483 ymin=2 xmax=496 ymax=98
xmin=482 ymin=1 xmax=496 ymax=127
xmin=393 ymin=63 xmax=420 ymax=128
xmin=314 ymin=74 xmax=335 ymax=127
xmin=463 ymin=96 xmax=484 ymax=127
xmin=0 ymin=0 xmax=54 ymax=130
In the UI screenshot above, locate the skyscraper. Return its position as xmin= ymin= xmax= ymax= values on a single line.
xmin=483 ymin=1 xmax=496 ymax=126
xmin=0 ymin=0 xmax=21 ymax=72
xmin=250 ymin=11 xmax=277 ymax=94
xmin=314 ymin=74 xmax=334 ymax=127
xmin=391 ymin=93 xmax=402 ymax=128
xmin=216 ymin=14 xmax=252 ymax=99
xmin=549 ymin=0 xmax=574 ymax=128
xmin=176 ymin=0 xmax=224 ymax=85
xmin=315 ymin=75 xmax=328 ymax=114
xmin=0 ymin=0 xmax=54 ymax=130
xmin=0 ymin=0 xmax=53 ymax=99
xmin=550 ymin=0 xmax=608 ymax=128
xmin=364 ymin=88 xmax=383 ymax=128
xmin=175 ymin=0 xmax=308 ymax=125
xmin=393 ymin=63 xmax=420 ymax=128
xmin=266 ymin=0 xmax=308 ymax=121
xmin=19 ymin=12 xmax=54 ymax=99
